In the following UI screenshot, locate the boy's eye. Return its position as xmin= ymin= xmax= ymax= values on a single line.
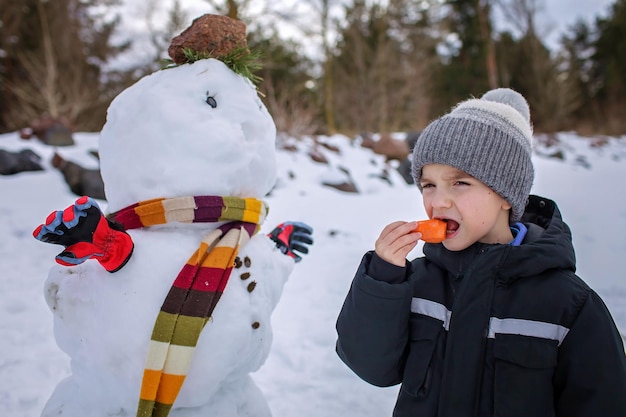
xmin=455 ymin=181 xmax=470 ymax=186
xmin=420 ymin=183 xmax=434 ymax=188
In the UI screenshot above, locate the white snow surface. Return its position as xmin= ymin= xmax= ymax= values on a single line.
xmin=1 ymin=122 xmax=626 ymax=415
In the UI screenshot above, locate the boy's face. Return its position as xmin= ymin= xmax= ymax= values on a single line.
xmin=419 ymin=164 xmax=513 ymax=251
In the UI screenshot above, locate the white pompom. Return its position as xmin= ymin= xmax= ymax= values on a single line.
xmin=481 ymin=88 xmax=530 ymax=123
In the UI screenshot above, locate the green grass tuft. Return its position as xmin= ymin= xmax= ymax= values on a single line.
xmin=163 ymin=45 xmax=263 ymax=86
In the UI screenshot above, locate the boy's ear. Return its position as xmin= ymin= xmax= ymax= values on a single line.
xmin=501 ymin=200 xmax=512 ymax=210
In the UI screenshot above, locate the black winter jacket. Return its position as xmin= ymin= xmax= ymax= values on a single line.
xmin=336 ymin=195 xmax=626 ymax=417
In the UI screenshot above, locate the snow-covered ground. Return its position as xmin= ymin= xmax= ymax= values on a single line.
xmin=1 ymin=130 xmax=625 ymax=417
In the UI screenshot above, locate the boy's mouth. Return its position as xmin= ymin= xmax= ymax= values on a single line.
xmin=445 ymin=219 xmax=460 ymax=235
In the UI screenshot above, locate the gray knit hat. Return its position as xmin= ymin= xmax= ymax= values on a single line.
xmin=411 ymin=88 xmax=534 ymax=221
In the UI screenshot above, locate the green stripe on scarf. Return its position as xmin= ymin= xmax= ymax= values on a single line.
xmin=109 ymin=196 xmax=268 ymax=417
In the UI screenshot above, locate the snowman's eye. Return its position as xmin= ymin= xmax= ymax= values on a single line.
xmin=205 ymin=95 xmax=217 ymax=108
xmin=205 ymin=91 xmax=217 ymax=108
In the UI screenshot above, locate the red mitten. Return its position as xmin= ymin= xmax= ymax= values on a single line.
xmin=33 ymin=196 xmax=134 ymax=272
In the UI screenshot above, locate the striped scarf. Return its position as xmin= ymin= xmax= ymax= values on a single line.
xmin=108 ymin=196 xmax=268 ymax=417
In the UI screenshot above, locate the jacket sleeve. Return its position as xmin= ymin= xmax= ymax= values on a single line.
xmin=335 ymin=251 xmax=414 ymax=387
xmin=554 ymin=289 xmax=626 ymax=416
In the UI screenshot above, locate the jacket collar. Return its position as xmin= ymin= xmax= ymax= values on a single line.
xmin=423 ymin=195 xmax=576 ymax=284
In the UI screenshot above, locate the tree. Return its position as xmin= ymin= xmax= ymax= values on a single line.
xmin=478 ymin=0 xmax=498 ymax=88
xmin=330 ymin=0 xmax=439 ymax=134
xmin=195 ymin=0 xmax=321 ymax=137
xmin=558 ymin=20 xmax=602 ymax=132
xmin=320 ymin=0 xmax=338 ymax=134
xmin=435 ymin=0 xmax=492 ymax=110
xmin=590 ymin=0 xmax=626 ymax=133
xmin=0 ymin=0 xmax=130 ymax=132
xmin=250 ymin=30 xmax=321 ymax=138
xmin=260 ymin=0 xmax=341 ymax=135
xmin=331 ymin=0 xmax=393 ymax=133
xmin=291 ymin=0 xmax=339 ymax=135
xmin=495 ymin=0 xmax=580 ymax=132
xmin=142 ymin=0 xmax=188 ymax=72
xmin=203 ymin=0 xmax=245 ymax=19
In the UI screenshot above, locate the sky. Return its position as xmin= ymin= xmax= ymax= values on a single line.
xmin=545 ymin=0 xmax=614 ymax=25
xmin=515 ymin=0 xmax=615 ymax=47
xmin=1 ymin=126 xmax=625 ymax=416
xmin=110 ymin=0 xmax=618 ymax=68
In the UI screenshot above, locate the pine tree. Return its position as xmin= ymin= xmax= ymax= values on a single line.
xmin=330 ymin=0 xmax=439 ymax=133
xmin=591 ymin=0 xmax=626 ymax=133
xmin=434 ymin=0 xmax=491 ymax=111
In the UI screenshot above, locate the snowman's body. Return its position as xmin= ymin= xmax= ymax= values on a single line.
xmin=41 ymin=59 xmax=294 ymax=417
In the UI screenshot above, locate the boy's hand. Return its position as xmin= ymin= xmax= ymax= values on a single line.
xmin=268 ymin=221 xmax=313 ymax=263
xmin=375 ymin=221 xmax=421 ymax=266
xmin=32 ymin=196 xmax=134 ymax=273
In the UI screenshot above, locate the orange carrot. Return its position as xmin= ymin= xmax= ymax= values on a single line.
xmin=414 ymin=219 xmax=447 ymax=243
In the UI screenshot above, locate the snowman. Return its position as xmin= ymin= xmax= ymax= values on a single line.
xmin=32 ymin=14 xmax=312 ymax=417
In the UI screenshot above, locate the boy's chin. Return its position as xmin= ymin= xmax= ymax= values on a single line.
xmin=442 ymin=240 xmax=472 ymax=252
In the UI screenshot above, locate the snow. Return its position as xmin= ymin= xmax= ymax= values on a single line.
xmin=2 ymin=126 xmax=626 ymax=415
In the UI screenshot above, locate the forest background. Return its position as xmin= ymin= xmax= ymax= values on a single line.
xmin=1 ymin=0 xmax=625 ymax=139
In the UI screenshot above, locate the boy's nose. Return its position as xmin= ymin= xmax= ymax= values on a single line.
xmin=431 ymin=190 xmax=452 ymax=209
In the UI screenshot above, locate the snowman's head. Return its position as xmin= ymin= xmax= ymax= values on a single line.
xmin=100 ymin=14 xmax=277 ymax=213
xmin=99 ymin=58 xmax=277 ymax=213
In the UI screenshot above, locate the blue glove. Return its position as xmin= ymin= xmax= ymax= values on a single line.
xmin=268 ymin=221 xmax=313 ymax=262
xmin=33 ymin=196 xmax=134 ymax=272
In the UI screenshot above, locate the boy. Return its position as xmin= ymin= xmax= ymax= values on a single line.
xmin=335 ymin=88 xmax=626 ymax=417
